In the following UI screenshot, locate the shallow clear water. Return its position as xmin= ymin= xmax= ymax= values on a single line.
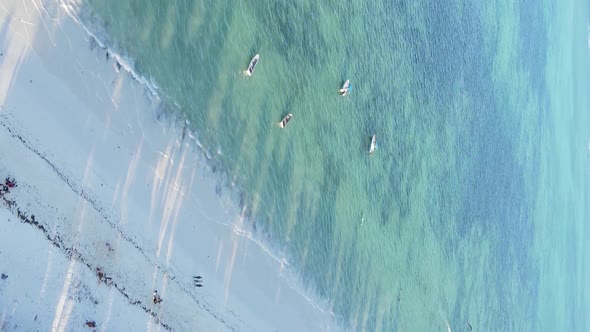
xmin=77 ymin=0 xmax=590 ymax=329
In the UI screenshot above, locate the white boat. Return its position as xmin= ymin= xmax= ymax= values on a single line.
xmin=369 ymin=135 xmax=377 ymax=155
xmin=278 ymin=114 xmax=293 ymax=128
xmin=243 ymin=54 xmax=259 ymax=76
xmin=338 ymin=80 xmax=350 ymax=96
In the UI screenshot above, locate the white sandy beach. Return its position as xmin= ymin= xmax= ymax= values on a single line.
xmin=0 ymin=0 xmax=336 ymax=330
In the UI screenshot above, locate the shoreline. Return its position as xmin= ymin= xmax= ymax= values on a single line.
xmin=0 ymin=0 xmax=338 ymax=330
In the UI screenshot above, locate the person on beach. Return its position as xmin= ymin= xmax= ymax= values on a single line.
xmin=153 ymin=290 xmax=163 ymax=304
xmin=193 ymin=276 xmax=203 ymax=287
xmin=5 ymin=177 xmax=16 ymax=188
xmin=96 ymin=267 xmax=105 ymax=281
xmin=95 ymin=267 xmax=112 ymax=284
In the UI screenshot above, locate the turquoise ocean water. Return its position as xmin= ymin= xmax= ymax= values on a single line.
xmin=75 ymin=0 xmax=589 ymax=330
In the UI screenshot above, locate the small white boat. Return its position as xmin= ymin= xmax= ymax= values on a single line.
xmin=369 ymin=135 xmax=377 ymax=155
xmin=278 ymin=114 xmax=293 ymax=128
xmin=243 ymin=54 xmax=259 ymax=76
xmin=338 ymin=80 xmax=350 ymax=96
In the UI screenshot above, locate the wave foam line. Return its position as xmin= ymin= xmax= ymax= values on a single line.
xmin=227 ymin=207 xmax=336 ymax=319
xmin=57 ymin=0 xmax=161 ymax=104
xmin=53 ymin=0 xmax=339 ymax=325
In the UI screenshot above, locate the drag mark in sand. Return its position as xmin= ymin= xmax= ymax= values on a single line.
xmin=0 ymin=114 xmax=240 ymax=331
xmin=0 ymin=3 xmax=35 ymax=26
xmin=29 ymin=0 xmax=56 ymax=47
